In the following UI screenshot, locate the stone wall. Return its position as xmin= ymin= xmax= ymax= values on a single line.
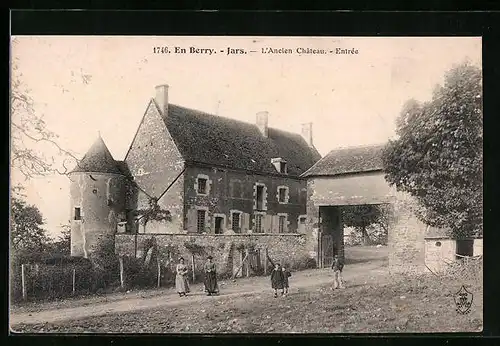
xmin=473 ymin=238 xmax=483 ymax=256
xmin=424 ymin=238 xmax=456 ymax=273
xmin=307 ymin=172 xmax=395 ymax=207
xmin=115 ymin=233 xmax=309 ymax=280
xmin=388 ymin=193 xmax=428 ymax=274
xmin=124 ymin=100 xmax=185 ymax=234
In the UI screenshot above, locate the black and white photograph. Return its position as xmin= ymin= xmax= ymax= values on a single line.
xmin=9 ymin=35 xmax=483 ymax=333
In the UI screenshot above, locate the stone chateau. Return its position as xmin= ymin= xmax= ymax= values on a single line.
xmin=69 ymin=83 xmax=468 ymax=278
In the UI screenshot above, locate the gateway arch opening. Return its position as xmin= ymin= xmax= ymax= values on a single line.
xmin=318 ymin=203 xmax=393 ymax=268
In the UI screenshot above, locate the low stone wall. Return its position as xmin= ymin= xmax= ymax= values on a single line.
xmin=115 ymin=233 xmax=310 ymax=283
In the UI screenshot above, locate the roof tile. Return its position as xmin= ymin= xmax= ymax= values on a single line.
xmin=162 ymin=103 xmax=321 ymax=176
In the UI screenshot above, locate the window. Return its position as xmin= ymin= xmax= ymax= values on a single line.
xmin=279 ymin=162 xmax=287 ymax=174
xmin=197 ymin=210 xmax=206 ymax=233
xmin=232 ymin=213 xmax=241 ymax=233
xmin=276 ymin=186 xmax=289 ymax=204
xmin=74 ymin=207 xmax=81 ymax=221
xmin=278 ymin=215 xmax=286 ymax=233
xmin=256 ymin=185 xmax=264 ymax=210
xmin=278 ymin=188 xmax=287 ymax=203
xmin=197 ymin=178 xmax=207 ymax=194
xmin=255 ymin=214 xmax=263 ymax=233
xmin=195 ymin=174 xmax=210 ymax=195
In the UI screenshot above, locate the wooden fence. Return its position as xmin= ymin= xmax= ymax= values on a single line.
xmin=13 ymin=262 xmax=94 ymax=302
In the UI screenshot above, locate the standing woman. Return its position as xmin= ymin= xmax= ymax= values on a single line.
xmin=175 ymin=257 xmax=190 ymax=297
xmin=204 ymin=256 xmax=218 ymax=296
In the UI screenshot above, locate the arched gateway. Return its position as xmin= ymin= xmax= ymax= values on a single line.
xmin=301 ymin=144 xmax=429 ymax=274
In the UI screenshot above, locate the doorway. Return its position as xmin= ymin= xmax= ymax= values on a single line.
xmin=214 ymin=217 xmax=223 ymax=234
xmin=318 ymin=206 xmax=343 ymax=268
xmin=456 ymin=239 xmax=474 ymax=259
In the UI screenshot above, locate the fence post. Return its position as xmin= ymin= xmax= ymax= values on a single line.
xmin=191 ymin=254 xmax=196 ymax=283
xmin=264 ymin=248 xmax=268 ymax=275
xmin=21 ymin=264 xmax=27 ymax=301
xmin=157 ymin=259 xmax=161 ymax=288
xmin=72 ymin=268 xmax=76 ymax=295
xmin=245 ymin=249 xmax=250 ymax=277
xmin=119 ymin=257 xmax=124 ymax=288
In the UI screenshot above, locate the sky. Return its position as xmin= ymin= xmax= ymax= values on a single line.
xmin=10 ymin=36 xmax=481 ymax=238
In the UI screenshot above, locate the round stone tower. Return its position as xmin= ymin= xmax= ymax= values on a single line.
xmin=68 ymin=135 xmax=128 ymax=263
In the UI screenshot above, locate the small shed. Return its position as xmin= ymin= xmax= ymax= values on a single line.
xmin=424 ymin=226 xmax=483 ymax=273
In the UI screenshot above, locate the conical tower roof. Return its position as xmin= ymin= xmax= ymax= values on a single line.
xmin=70 ymin=135 xmax=123 ymax=175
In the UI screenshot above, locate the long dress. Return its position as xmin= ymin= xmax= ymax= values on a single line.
xmin=271 ymin=268 xmax=285 ymax=289
xmin=175 ymin=263 xmax=190 ymax=294
xmin=204 ymin=261 xmax=218 ymax=294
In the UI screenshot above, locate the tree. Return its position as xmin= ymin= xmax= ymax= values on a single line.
xmin=382 ymin=62 xmax=482 ymax=239
xmin=11 ymin=194 xmax=51 ymax=253
xmin=134 ymin=197 xmax=172 ymax=233
xmin=11 ymin=37 xmax=79 ymax=180
xmin=341 ymin=205 xmax=390 ymax=245
xmin=46 ymin=224 xmax=71 ymax=256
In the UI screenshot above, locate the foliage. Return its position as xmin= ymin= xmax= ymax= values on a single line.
xmin=11 ymin=38 xmax=79 ymax=180
xmin=183 ymin=242 xmax=207 ymax=256
xmin=382 ymin=62 xmax=482 ymax=239
xmin=134 ymin=197 xmax=172 ymax=232
xmin=46 ymin=225 xmax=71 ymax=256
xmin=341 ymin=205 xmax=391 ymax=245
xmin=282 ymin=255 xmax=317 ymax=272
xmin=11 ymin=194 xmax=51 ymax=253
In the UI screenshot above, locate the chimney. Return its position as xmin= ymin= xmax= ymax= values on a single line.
xmin=301 ymin=122 xmax=313 ymax=147
xmin=155 ymin=84 xmax=169 ymax=115
xmin=256 ymin=111 xmax=269 ymax=137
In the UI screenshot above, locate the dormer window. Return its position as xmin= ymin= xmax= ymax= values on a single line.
xmin=271 ymin=158 xmax=287 ymax=174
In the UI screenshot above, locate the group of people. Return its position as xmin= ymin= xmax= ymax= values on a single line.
xmin=175 ymin=256 xmax=219 ymax=297
xmin=269 ymin=254 xmax=345 ymax=296
xmin=174 ymin=253 xmax=345 ymax=298
xmin=270 ymin=263 xmax=292 ymax=297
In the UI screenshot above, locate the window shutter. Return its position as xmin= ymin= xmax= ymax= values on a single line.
xmin=271 ymin=215 xmax=279 ymax=233
xmin=241 ymin=212 xmax=250 ymax=232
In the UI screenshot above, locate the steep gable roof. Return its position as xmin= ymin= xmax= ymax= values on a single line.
xmin=158 ymin=102 xmax=321 ymax=176
xmin=301 ymin=143 xmax=386 ymax=177
xmin=70 ymin=135 xmax=123 ymax=175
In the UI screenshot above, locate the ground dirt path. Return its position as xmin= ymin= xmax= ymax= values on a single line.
xmin=10 ymin=247 xmax=389 ymax=326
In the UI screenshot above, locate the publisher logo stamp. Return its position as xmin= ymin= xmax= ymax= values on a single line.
xmin=454 ymin=285 xmax=473 ymax=314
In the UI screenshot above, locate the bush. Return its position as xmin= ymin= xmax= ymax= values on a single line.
xmin=283 ymin=255 xmax=317 ymax=272
xmin=442 ymin=256 xmax=483 ymax=285
xmin=10 ymin=256 xmax=95 ymax=303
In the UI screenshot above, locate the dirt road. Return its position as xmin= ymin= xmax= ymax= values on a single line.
xmin=10 ymin=247 xmax=389 ymax=327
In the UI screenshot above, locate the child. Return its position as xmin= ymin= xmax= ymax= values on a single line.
xmin=331 ymin=254 xmax=345 ymax=289
xmin=270 ymin=263 xmax=285 ymax=298
xmin=282 ymin=266 xmax=292 ymax=296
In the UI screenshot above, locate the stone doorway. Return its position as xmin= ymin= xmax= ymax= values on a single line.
xmin=318 ymin=206 xmax=343 ymax=268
